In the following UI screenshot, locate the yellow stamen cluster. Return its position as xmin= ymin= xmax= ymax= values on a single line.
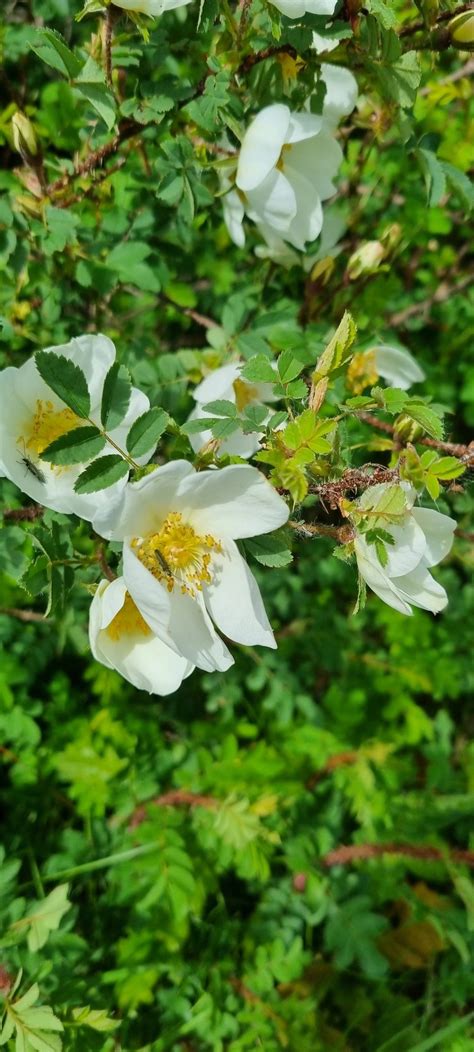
xmin=20 ymin=399 xmax=81 ymax=459
xmin=106 ymin=594 xmax=152 ymax=642
xmin=132 ymin=512 xmax=222 ymax=597
xmin=232 ymin=377 xmax=259 ymax=412
xmin=347 ymin=351 xmax=379 ymax=395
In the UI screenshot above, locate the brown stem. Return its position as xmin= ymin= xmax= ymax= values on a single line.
xmin=357 ymin=412 xmax=474 ymax=463
xmin=310 ymin=466 xmax=400 ymax=511
xmin=103 ymin=4 xmax=114 ymax=89
xmin=0 ymin=607 xmax=46 ymax=622
xmin=289 ymin=519 xmax=354 ymax=542
xmin=96 ymin=543 xmax=116 ymax=582
xmin=322 ymin=841 xmax=474 ymax=868
xmin=46 ymin=119 xmax=141 ymax=195
xmin=399 ymin=2 xmax=474 ymax=37
xmin=3 ymin=504 xmax=44 ymax=522
xmin=238 ymin=44 xmax=297 ymax=75
xmin=128 ymin=789 xmax=217 ymax=829
xmin=388 ymin=271 xmax=473 ymax=328
xmin=306 ymin=750 xmax=358 ymax=790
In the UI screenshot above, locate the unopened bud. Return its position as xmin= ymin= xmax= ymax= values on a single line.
xmin=381 ymin=222 xmax=402 ymax=251
xmin=448 ymin=11 xmax=474 ymax=52
xmin=347 ymin=240 xmax=384 ymax=280
xmin=12 ymin=112 xmax=39 ymax=164
xmin=394 ymin=414 xmax=424 ymax=443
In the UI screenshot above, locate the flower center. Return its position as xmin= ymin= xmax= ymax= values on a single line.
xmin=106 ymin=593 xmax=152 ymax=642
xmin=20 ymin=399 xmax=82 ymax=459
xmin=347 ymin=351 xmax=379 ymax=395
xmin=232 ymin=377 xmax=259 ymax=412
xmin=131 ymin=512 xmax=222 ymax=597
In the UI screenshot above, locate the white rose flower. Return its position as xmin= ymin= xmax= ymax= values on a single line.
xmin=320 ymin=63 xmax=358 ymax=129
xmin=93 ymin=461 xmax=289 ymax=673
xmin=187 ymin=361 xmax=278 ymax=457
xmin=348 ymin=343 xmax=426 ymax=393
xmin=112 ymin=0 xmax=192 ymax=15
xmin=229 ymin=104 xmax=343 ymax=251
xmin=89 ymin=577 xmax=193 ymax=695
xmin=353 ymin=483 xmax=456 ymax=616
xmin=255 ymin=203 xmax=347 ymax=268
xmin=268 ymin=0 xmax=337 ymax=19
xmin=0 ymin=334 xmax=152 ymax=523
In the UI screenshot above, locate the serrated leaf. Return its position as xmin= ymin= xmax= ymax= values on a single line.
xmin=40 ymin=427 xmax=105 ymax=465
xmin=241 ymin=355 xmax=277 ymax=384
xmin=19 ymin=885 xmax=71 ymax=952
xmin=381 ymin=387 xmax=408 ymax=414
xmin=35 ymin=352 xmax=90 ymax=419
xmin=74 ymin=455 xmax=129 ymax=494
xmin=404 ymin=400 xmax=444 ymax=440
xmin=30 ymin=28 xmax=82 ymax=78
xmin=71 ymin=1007 xmax=119 ymax=1033
xmin=277 ymin=350 xmax=305 ymax=384
xmin=201 ymin=399 xmax=237 ymax=418
xmin=245 ymin=529 xmax=292 ymax=568
xmin=101 ymin=363 xmax=132 ymax=430
xmin=126 ymin=408 xmax=169 ymax=457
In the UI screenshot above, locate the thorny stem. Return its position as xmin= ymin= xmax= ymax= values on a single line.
xmin=322 ymin=841 xmax=474 ymax=868
xmin=103 ymin=4 xmax=114 ymax=89
xmin=399 ymin=2 xmax=474 ymax=38
xmin=357 ymin=412 xmax=474 ymax=463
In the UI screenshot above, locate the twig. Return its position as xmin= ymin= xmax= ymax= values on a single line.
xmin=289 ymin=519 xmax=354 ymax=542
xmin=310 ymin=466 xmax=400 ymax=511
xmin=357 ymin=413 xmax=474 ymax=462
xmin=238 ymin=44 xmax=297 ymax=75
xmin=96 ymin=543 xmax=116 ymax=582
xmin=420 ymin=57 xmax=474 ymax=95
xmin=128 ymin=789 xmax=217 ymax=829
xmin=388 ymin=272 xmax=473 ymax=328
xmin=322 ymin=841 xmax=474 ymax=868
xmin=3 ymin=504 xmax=44 ymax=522
xmin=0 ymin=607 xmax=46 ymax=622
xmin=46 ymin=119 xmax=141 ymax=195
xmin=399 ymin=2 xmax=474 ymax=37
xmin=306 ymin=750 xmax=358 ymax=791
xmin=103 ymin=4 xmax=114 ymax=89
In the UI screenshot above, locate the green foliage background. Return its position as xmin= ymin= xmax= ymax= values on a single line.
xmin=0 ymin=0 xmax=473 ymax=1048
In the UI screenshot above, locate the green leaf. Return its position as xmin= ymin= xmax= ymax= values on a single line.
xmin=201 ymin=399 xmax=237 ymax=418
xmin=21 ymin=885 xmax=71 ymax=952
xmin=43 ymin=207 xmax=79 ymax=255
xmin=241 ymin=355 xmax=276 ymax=384
xmin=377 ymin=50 xmax=421 ymax=109
xmin=126 ymin=407 xmax=169 ymax=457
xmin=277 ymin=350 xmax=305 ymax=384
xmin=40 ymin=427 xmax=105 ymax=465
xmin=74 ymin=55 xmax=116 ymax=130
xmin=314 ymin=312 xmax=357 ymax=380
xmin=106 ymin=241 xmax=160 ymax=292
xmin=35 ymin=352 xmax=90 ymax=419
xmin=441 ymin=162 xmax=474 ymax=211
xmin=101 ymin=363 xmax=132 ymax=430
xmin=245 ymin=529 xmax=292 ymax=568
xmin=417 ymin=148 xmax=446 ymax=207
xmin=324 ymin=895 xmax=389 ymax=979
xmin=404 ymin=400 xmax=444 ymax=440
xmin=74 ymin=455 xmax=129 ymax=494
xmin=30 ymin=28 xmax=82 ymax=78
xmin=71 ymin=1007 xmax=119 ymax=1033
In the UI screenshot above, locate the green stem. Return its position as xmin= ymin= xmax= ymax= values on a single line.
xmin=42 ymin=842 xmax=161 ymax=883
